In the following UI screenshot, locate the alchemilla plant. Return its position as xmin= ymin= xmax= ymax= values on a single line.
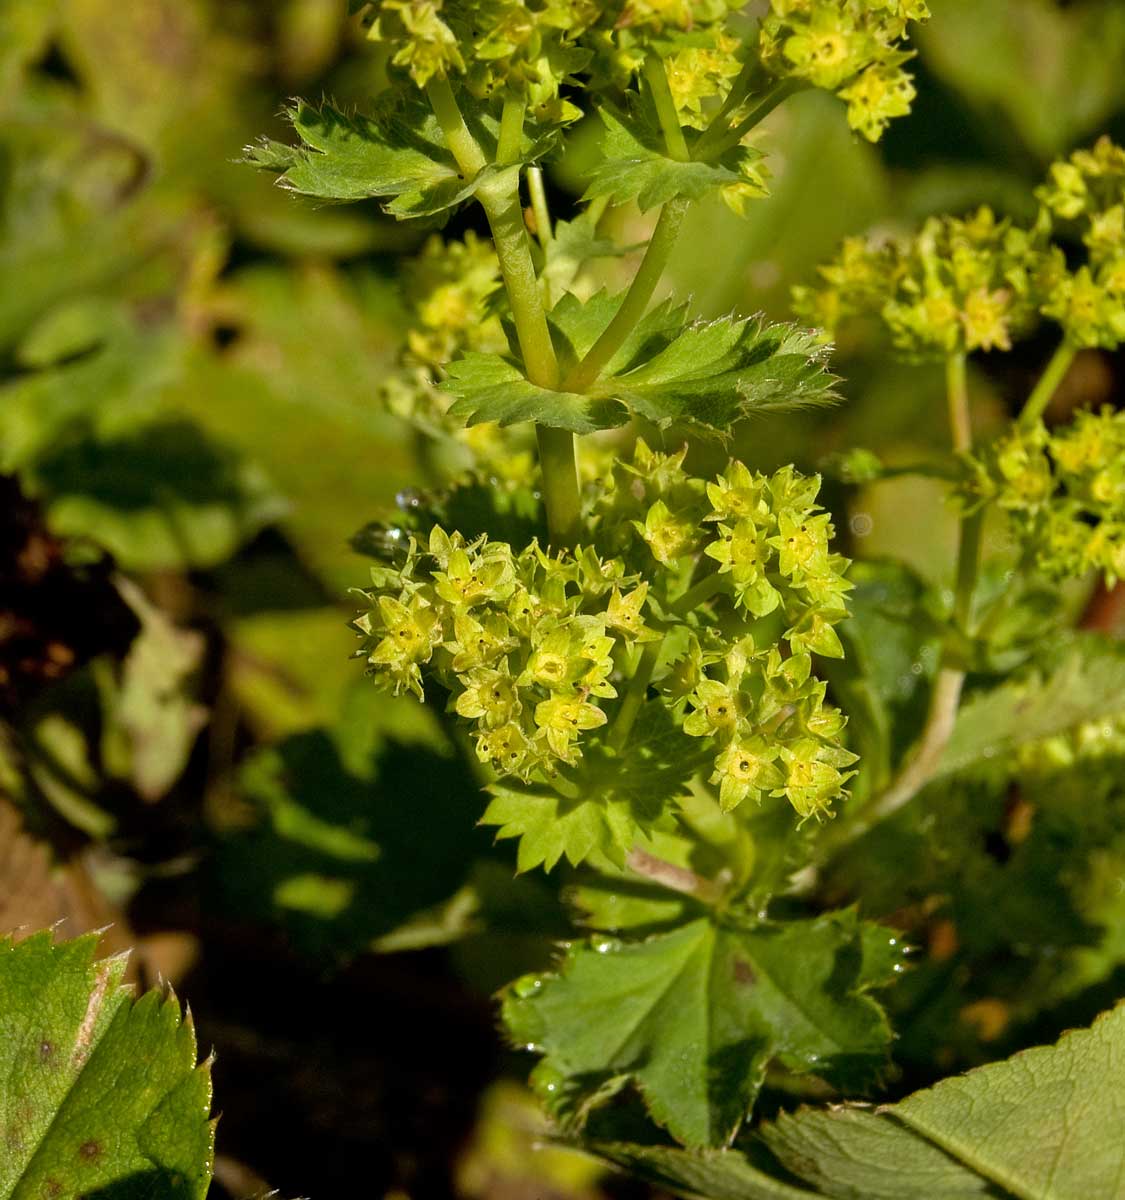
xmin=214 ymin=0 xmax=1125 ymax=1186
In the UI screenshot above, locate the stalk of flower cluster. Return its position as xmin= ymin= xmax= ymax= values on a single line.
xmin=1020 ymin=339 xmax=1078 ymax=428
xmin=821 ymin=353 xmax=979 ymax=856
xmin=425 ymin=78 xmax=582 ymax=549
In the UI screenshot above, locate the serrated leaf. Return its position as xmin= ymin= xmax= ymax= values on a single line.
xmin=589 ymin=1141 xmax=819 ymax=1199
xmin=890 ymin=1003 xmax=1125 ymax=1199
xmin=583 ymin=105 xmax=759 ymax=212
xmin=503 ymin=909 xmax=895 ymax=1149
xmin=938 ymin=633 xmax=1125 ymax=778
xmin=595 ymin=313 xmax=839 ymax=436
xmin=247 ymin=97 xmax=537 ymax=220
xmin=443 ymin=351 xmax=627 ymax=434
xmin=442 ymin=293 xmax=838 ymax=437
xmin=481 ymin=701 xmax=705 ymax=872
xmin=0 ymin=930 xmax=213 ymax=1200
xmin=762 ymin=1107 xmax=999 ymax=1199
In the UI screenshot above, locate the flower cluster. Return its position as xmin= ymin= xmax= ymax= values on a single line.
xmin=792 ymin=208 xmax=1054 ymax=359
xmin=355 ymin=446 xmax=857 ymax=821
xmin=358 ymin=0 xmax=924 ymax=137
xmin=794 ymin=138 xmax=1125 ymax=357
xmin=403 ymin=231 xmax=505 ymax=370
xmin=1036 ymin=137 xmax=1125 ymax=350
xmin=960 ymin=407 xmax=1125 ymax=586
xmin=758 ymin=0 xmax=930 ymax=141
xmin=354 ymin=526 xmax=643 ymax=777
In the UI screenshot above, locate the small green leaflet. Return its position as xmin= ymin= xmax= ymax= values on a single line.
xmin=539 ymin=209 xmax=629 ymax=303
xmin=246 ymin=97 xmax=549 ymax=220
xmin=481 ymin=702 xmax=704 ymax=872
xmin=503 ymin=910 xmax=899 ymax=1149
xmin=443 ymin=292 xmax=839 ymax=436
xmin=0 ymin=931 xmax=213 ymax=1200
xmin=583 ymin=104 xmax=766 ymax=212
xmin=587 ymin=1004 xmax=1125 ymax=1200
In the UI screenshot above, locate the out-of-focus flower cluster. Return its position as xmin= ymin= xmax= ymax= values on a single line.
xmin=793 ymin=137 xmax=1125 ymax=358
xmin=793 ymin=208 xmax=1056 ymax=359
xmin=381 ymin=232 xmax=537 ymax=486
xmin=758 ymin=0 xmax=930 ymax=141
xmin=354 ymin=443 xmax=856 ymax=821
xmin=1037 ymin=136 xmax=1125 ymax=350
xmin=959 ymin=407 xmax=1125 ymax=586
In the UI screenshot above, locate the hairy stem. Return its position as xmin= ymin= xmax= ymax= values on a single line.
xmin=609 ymin=639 xmax=662 ymax=752
xmin=1020 ymin=338 xmax=1077 ymax=428
xmin=427 ymin=79 xmax=585 ymax=547
xmin=425 ymin=76 xmax=488 ymax=177
xmin=496 ymin=92 xmax=527 ymax=164
xmin=626 ymin=847 xmax=726 ymax=904
xmin=564 ymin=198 xmax=689 ymax=392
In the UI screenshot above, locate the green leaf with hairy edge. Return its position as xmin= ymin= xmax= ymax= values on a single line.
xmin=760 ymin=1004 xmax=1125 ymax=1200
xmin=481 ymin=701 xmax=705 ymax=872
xmin=0 ymin=931 xmax=213 ymax=1200
xmin=583 ymin=105 xmax=763 ymax=212
xmin=589 ymin=1142 xmax=819 ymax=1200
xmin=246 ymin=97 xmax=543 ymax=220
xmin=442 ymin=292 xmax=837 ymax=436
xmin=891 ymin=1003 xmax=1125 ymax=1199
xmin=761 ymin=1108 xmax=999 ymax=1199
xmin=503 ymin=909 xmax=895 ymax=1149
xmin=937 ymin=633 xmax=1125 ymax=779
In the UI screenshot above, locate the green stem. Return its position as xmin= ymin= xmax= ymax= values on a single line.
xmin=1020 ymin=338 xmax=1077 ymax=428
xmin=816 ymin=666 xmax=966 ymax=858
xmin=496 ymin=91 xmax=526 ymax=164
xmin=609 ymin=639 xmax=662 ymax=752
xmin=625 ymin=847 xmax=726 ymax=904
xmin=564 ymin=198 xmax=690 ymax=393
xmin=819 ymin=353 xmax=982 ymax=862
xmin=693 ymin=58 xmax=763 ymax=158
xmin=945 ymin=352 xmax=971 ymax=454
xmin=536 ymin=425 xmax=582 ymax=548
xmin=527 ymin=165 xmax=552 ymax=250
xmin=954 ymin=509 xmax=983 ymax=632
xmin=644 ymin=54 xmax=690 ymax=162
xmin=701 ymin=79 xmax=803 ymax=161
xmin=671 ymin=570 xmax=727 ymax=616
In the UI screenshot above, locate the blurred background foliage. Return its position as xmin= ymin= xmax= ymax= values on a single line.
xmin=2 ymin=1 xmax=1125 ymax=1197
